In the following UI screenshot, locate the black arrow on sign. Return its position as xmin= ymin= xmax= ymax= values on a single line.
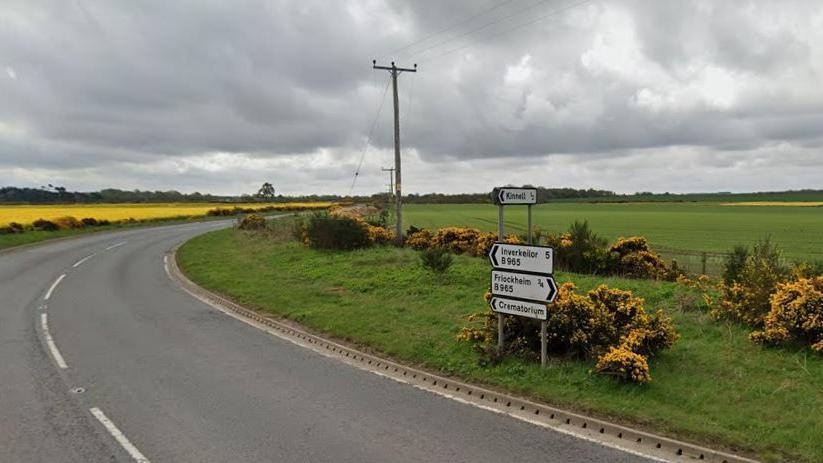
xmin=488 ymin=243 xmax=499 ymax=266
xmin=545 ymin=277 xmax=558 ymax=303
xmin=498 ymin=189 xmax=505 ymax=204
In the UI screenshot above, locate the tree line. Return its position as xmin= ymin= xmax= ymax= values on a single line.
xmin=0 ymin=185 xmax=616 ymax=205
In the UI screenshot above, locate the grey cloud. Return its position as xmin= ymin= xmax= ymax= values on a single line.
xmin=1 ymin=0 xmax=822 ymax=194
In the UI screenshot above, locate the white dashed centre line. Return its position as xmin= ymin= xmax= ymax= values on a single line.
xmin=72 ymin=254 xmax=95 ymax=268
xmin=104 ymin=241 xmax=126 ymax=251
xmin=89 ymin=408 xmax=151 ymax=463
xmin=40 ymin=313 xmax=68 ymax=369
xmin=44 ymin=274 xmax=65 ymax=301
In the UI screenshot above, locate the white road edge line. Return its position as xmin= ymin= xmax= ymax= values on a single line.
xmin=163 ymin=255 xmax=169 ymax=273
xmin=89 ymin=407 xmax=151 ymax=463
xmin=72 ymin=254 xmax=96 ymax=268
xmin=40 ymin=313 xmax=68 ymax=369
xmin=44 ymin=274 xmax=65 ymax=301
xmin=104 ymin=241 xmax=127 ymax=251
xmin=166 ymin=264 xmax=669 ymax=463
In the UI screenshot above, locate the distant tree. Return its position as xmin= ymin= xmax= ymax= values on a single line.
xmin=256 ymin=182 xmax=276 ymax=200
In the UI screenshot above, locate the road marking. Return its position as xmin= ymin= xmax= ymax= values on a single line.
xmin=181 ymin=285 xmax=670 ymax=462
xmin=104 ymin=241 xmax=126 ymax=251
xmin=44 ymin=274 xmax=65 ymax=301
xmin=40 ymin=313 xmax=68 ymax=369
xmin=163 ymin=255 xmax=169 ymax=273
xmin=89 ymin=407 xmax=151 ymax=463
xmin=72 ymin=254 xmax=96 ymax=268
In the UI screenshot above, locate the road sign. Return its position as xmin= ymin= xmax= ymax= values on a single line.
xmin=489 ymin=296 xmax=548 ymax=320
xmin=488 ymin=243 xmax=553 ymax=274
xmin=491 ymin=270 xmax=558 ymax=303
xmin=494 ymin=187 xmax=537 ymax=205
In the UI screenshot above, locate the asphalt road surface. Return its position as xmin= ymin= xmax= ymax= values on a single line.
xmin=0 ymin=220 xmax=655 ymax=462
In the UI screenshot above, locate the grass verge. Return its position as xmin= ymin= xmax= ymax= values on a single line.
xmin=178 ymin=228 xmax=823 ymax=463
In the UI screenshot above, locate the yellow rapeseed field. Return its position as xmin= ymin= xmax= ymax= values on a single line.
xmin=721 ymin=201 xmax=823 ymax=207
xmin=0 ymin=202 xmax=331 ymax=227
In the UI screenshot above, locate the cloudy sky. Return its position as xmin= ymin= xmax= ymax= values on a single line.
xmin=2 ymin=0 xmax=822 ymax=196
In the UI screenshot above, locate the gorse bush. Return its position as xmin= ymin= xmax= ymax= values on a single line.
xmin=0 ymin=222 xmax=24 ymax=234
xmin=609 ymin=236 xmax=673 ymax=280
xmin=458 ymin=283 xmax=678 ymax=383
xmin=710 ymin=238 xmax=787 ymax=326
xmin=723 ymin=245 xmax=750 ymax=285
xmin=237 ymin=213 xmax=267 ymax=230
xmin=32 ymin=218 xmax=59 ymax=231
xmin=53 ymin=216 xmax=83 ymax=229
xmin=406 ymin=228 xmax=433 ymax=250
xmin=542 ymin=224 xmax=678 ymax=280
xmin=302 ymin=214 xmax=371 ymax=250
xmin=430 ymin=227 xmax=494 ymax=256
xmin=562 ymin=220 xmax=609 ymax=274
xmin=407 ymin=226 xmax=520 ymax=257
xmin=751 ymin=276 xmax=823 ymax=353
xmin=420 ymin=247 xmax=453 ymax=274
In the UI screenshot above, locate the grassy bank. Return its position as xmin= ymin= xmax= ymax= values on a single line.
xmin=178 ymin=228 xmax=822 ymax=462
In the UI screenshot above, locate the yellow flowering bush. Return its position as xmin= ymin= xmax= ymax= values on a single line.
xmin=406 ymin=229 xmax=433 ymax=250
xmin=594 ymin=346 xmax=651 ymax=383
xmin=710 ymin=239 xmax=786 ymax=326
xmin=458 ymin=283 xmax=678 ymax=383
xmin=366 ymin=224 xmax=395 ymax=245
xmin=430 ymin=227 xmax=488 ymax=256
xmin=237 ymin=213 xmax=267 ymax=230
xmin=750 ymin=276 xmax=823 ymax=353
xmin=53 ymin=216 xmax=84 ymax=230
xmin=609 ymin=236 xmax=671 ymax=280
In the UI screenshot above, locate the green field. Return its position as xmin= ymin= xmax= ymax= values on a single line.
xmin=403 ymin=203 xmax=823 ymax=274
xmin=179 ymin=227 xmax=823 ymax=463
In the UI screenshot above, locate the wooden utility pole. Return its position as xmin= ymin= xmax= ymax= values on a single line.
xmin=373 ymin=60 xmax=416 ymax=245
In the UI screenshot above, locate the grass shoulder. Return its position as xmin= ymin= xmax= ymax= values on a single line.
xmin=178 ymin=228 xmax=823 ymax=463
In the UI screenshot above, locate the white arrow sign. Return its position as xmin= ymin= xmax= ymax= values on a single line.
xmin=495 ymin=188 xmax=537 ymax=205
xmin=488 ymin=243 xmax=553 ymax=274
xmin=489 ymin=297 xmax=548 ymax=320
xmin=491 ymin=270 xmax=558 ymax=303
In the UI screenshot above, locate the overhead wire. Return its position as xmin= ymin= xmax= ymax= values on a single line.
xmin=379 ymin=0 xmax=522 ymax=60
xmin=348 ymin=75 xmax=392 ymax=195
xmin=402 ymin=0 xmax=562 ymax=60
xmin=417 ymin=0 xmax=592 ymax=64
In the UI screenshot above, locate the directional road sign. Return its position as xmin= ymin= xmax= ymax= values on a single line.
xmin=489 ymin=297 xmax=548 ymax=320
xmin=488 ymin=243 xmax=553 ymax=274
xmin=493 ymin=187 xmax=537 ymax=205
xmin=491 ymin=270 xmax=558 ymax=303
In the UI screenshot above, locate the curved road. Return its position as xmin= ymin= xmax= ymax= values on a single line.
xmin=0 ymin=220 xmax=654 ymax=462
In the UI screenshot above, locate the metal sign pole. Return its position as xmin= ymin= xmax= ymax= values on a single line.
xmin=527 ymin=204 xmax=532 ymax=245
xmin=527 ymin=203 xmax=547 ymax=368
xmin=497 ymin=203 xmax=505 ymax=349
xmin=541 ymin=319 xmax=548 ymax=368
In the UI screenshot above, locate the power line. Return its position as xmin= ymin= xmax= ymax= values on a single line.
xmin=348 ymin=75 xmax=392 ymax=195
xmin=380 ymin=0 xmax=522 ymax=59
xmin=418 ymin=0 xmax=592 ymax=64
xmin=403 ymin=0 xmax=561 ymax=60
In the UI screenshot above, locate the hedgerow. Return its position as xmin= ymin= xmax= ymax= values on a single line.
xmin=403 ymin=221 xmax=681 ymax=282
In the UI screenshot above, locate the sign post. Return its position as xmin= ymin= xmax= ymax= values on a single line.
xmin=490 ymin=187 xmax=552 ymax=367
